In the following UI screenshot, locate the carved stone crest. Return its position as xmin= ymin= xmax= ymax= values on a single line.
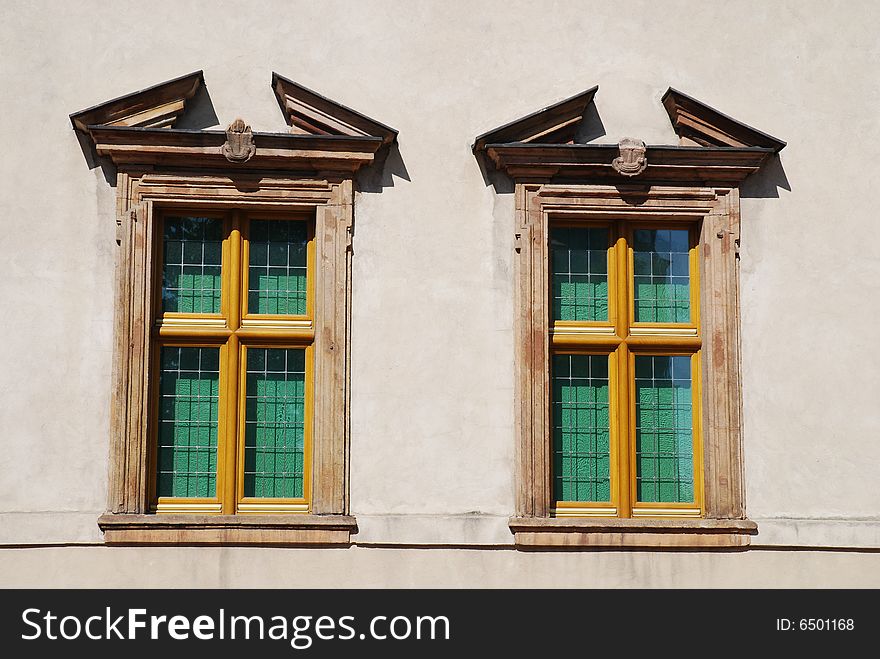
xmin=612 ymin=137 xmax=647 ymax=176
xmin=221 ymin=118 xmax=256 ymax=163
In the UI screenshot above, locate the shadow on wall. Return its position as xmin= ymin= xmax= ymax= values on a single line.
xmin=740 ymin=154 xmax=791 ymax=199
xmin=74 ymin=130 xmax=117 ymax=188
xmin=173 ymin=84 xmax=220 ymax=130
xmin=356 ymin=140 xmax=411 ymax=193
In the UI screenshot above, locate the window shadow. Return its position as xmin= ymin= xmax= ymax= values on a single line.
xmin=356 ymin=140 xmax=411 ymax=193
xmin=573 ymin=102 xmax=606 ymax=143
xmin=174 ymin=85 xmax=220 ymax=130
xmin=740 ymin=153 xmax=791 ymax=198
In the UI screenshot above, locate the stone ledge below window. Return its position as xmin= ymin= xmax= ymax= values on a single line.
xmin=509 ymin=517 xmax=757 ymax=549
xmin=97 ymin=514 xmax=357 ymax=547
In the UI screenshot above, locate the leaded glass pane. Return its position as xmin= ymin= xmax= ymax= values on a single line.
xmin=550 ymin=227 xmax=609 ymax=322
xmin=632 ymin=228 xmax=690 ymax=323
xmin=248 ymin=220 xmax=308 ymax=315
xmin=162 ymin=217 xmax=223 ymax=314
xmin=634 ymin=355 xmax=694 ymax=503
xmin=552 ymin=354 xmax=611 ymax=502
xmin=157 ymin=347 xmax=220 ymax=498
xmin=244 ymin=348 xmax=306 ymax=498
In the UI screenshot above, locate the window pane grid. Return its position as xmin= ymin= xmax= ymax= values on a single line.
xmin=632 ymin=228 xmax=690 ymax=323
xmin=157 ymin=347 xmax=220 ymax=498
xmin=161 ymin=217 xmax=223 ymax=314
xmin=248 ymin=220 xmax=308 ymax=316
xmin=634 ymin=355 xmax=694 ymax=503
xmin=552 ymin=354 xmax=611 ymax=502
xmin=550 ymin=227 xmax=609 ymax=322
xmin=244 ymin=348 xmax=306 ymax=499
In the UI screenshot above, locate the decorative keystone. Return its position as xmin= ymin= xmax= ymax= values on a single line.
xmin=612 ymin=137 xmax=647 ymax=176
xmin=221 ymin=118 xmax=256 ymax=163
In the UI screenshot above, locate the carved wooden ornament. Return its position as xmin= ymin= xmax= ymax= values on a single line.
xmin=612 ymin=137 xmax=647 ymax=176
xmin=221 ymin=118 xmax=256 ymax=162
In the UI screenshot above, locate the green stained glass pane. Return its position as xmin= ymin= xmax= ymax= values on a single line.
xmin=632 ymin=229 xmax=691 ymax=323
xmin=156 ymin=347 xmax=220 ymax=498
xmin=635 ymin=355 xmax=694 ymax=503
xmin=550 ymin=227 xmax=609 ymax=322
xmin=162 ymin=217 xmax=223 ymax=314
xmin=552 ymin=354 xmax=611 ymax=503
xmin=244 ymin=348 xmax=306 ymax=499
xmin=248 ymin=220 xmax=308 ymax=316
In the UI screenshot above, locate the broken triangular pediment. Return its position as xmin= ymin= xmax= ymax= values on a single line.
xmin=69 ymin=70 xmax=203 ymax=132
xmin=272 ymin=72 xmax=397 ymax=146
xmin=473 ymin=85 xmax=785 ymax=184
xmin=662 ymin=87 xmax=786 ymax=152
xmin=472 ymin=86 xmax=598 ymax=153
xmin=70 ymin=70 xmax=395 ymax=174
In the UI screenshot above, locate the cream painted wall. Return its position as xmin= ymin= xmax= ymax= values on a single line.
xmin=1 ymin=1 xmax=879 ymax=575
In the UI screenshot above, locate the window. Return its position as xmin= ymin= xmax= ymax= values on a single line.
xmin=505 ymin=185 xmax=759 ymax=548
xmin=72 ymin=70 xmax=396 ymax=544
xmin=549 ymin=223 xmax=703 ymax=518
xmin=151 ymin=211 xmax=315 ymax=514
xmin=474 ymin=84 xmax=784 ymax=547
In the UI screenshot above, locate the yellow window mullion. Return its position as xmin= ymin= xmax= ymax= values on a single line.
xmin=220 ymin=213 xmax=243 ymax=514
xmin=614 ymin=223 xmax=632 ymax=517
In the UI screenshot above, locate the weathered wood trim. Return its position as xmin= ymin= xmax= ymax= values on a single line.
xmin=98 ymin=513 xmax=356 ymax=546
xmin=70 ymin=70 xmax=203 ymax=132
xmin=106 ymin=173 xmax=354 ymax=530
xmin=661 ymin=87 xmax=787 ymax=152
xmin=272 ymin=72 xmax=398 ymax=146
xmin=88 ymin=126 xmax=383 ymax=173
xmin=485 ymin=144 xmax=773 ymax=183
xmin=108 ymin=197 xmax=154 ymax=514
xmin=311 ymin=178 xmax=352 ymax=514
xmin=699 ymin=188 xmax=745 ymax=518
xmin=510 ymin=516 xmax=756 ymax=548
xmin=472 ymin=86 xmax=598 ymax=153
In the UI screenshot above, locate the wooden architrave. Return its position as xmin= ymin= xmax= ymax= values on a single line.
xmin=476 ymin=86 xmax=784 ymax=548
xmin=99 ymin=170 xmax=356 ymax=545
xmin=510 ymin=183 xmax=751 ymax=547
xmin=73 ymin=74 xmax=397 ymax=546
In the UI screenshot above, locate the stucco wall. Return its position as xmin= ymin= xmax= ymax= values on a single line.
xmin=1 ymin=0 xmax=878 ymax=582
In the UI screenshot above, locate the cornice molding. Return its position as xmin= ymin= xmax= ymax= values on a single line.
xmin=484 ymin=143 xmax=773 ymax=185
xmin=89 ymin=125 xmax=383 ymax=172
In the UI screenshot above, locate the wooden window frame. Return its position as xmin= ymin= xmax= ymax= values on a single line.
xmin=474 ymin=85 xmax=785 ymax=548
xmin=71 ymin=71 xmax=397 ymax=545
xmin=549 ymin=219 xmax=704 ymax=519
xmin=511 ymin=184 xmax=756 ymax=547
xmin=148 ymin=209 xmax=316 ymax=515
xmin=98 ymin=173 xmax=357 ymax=545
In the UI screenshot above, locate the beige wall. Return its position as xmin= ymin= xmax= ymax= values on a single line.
xmin=1 ymin=1 xmax=878 ymax=582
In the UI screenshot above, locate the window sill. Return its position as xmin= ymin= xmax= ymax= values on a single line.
xmin=509 ymin=517 xmax=757 ymax=549
xmin=97 ymin=513 xmax=357 ymax=547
